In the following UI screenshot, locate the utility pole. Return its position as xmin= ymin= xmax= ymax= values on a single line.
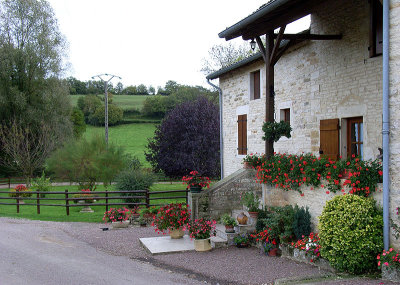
xmin=91 ymin=73 xmax=121 ymax=145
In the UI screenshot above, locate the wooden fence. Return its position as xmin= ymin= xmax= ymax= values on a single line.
xmin=0 ymin=177 xmax=26 ymax=189
xmin=0 ymin=189 xmax=189 ymax=215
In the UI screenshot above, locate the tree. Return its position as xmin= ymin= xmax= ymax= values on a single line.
xmin=47 ymin=135 xmax=127 ymax=191
xmin=123 ymin=85 xmax=137 ymax=95
xmin=136 ymin=84 xmax=148 ymax=95
xmin=115 ymin=82 xmax=124 ymax=94
xmin=148 ymin=85 xmax=155 ymax=95
xmin=70 ymin=107 xmax=86 ymax=138
xmin=145 ymin=97 xmax=220 ymax=178
xmin=164 ymin=80 xmax=179 ymax=95
xmin=0 ymin=0 xmax=72 ymax=177
xmin=201 ymin=42 xmax=253 ymax=75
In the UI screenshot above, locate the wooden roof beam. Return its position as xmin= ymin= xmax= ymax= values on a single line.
xmin=274 ymin=33 xmax=342 ymax=40
xmin=270 ymin=25 xmax=286 ymax=65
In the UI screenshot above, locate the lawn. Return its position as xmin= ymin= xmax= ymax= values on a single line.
xmin=69 ymin=94 xmax=149 ymax=111
xmin=0 ymin=184 xmax=187 ymax=223
xmin=84 ymin=124 xmax=156 ymax=167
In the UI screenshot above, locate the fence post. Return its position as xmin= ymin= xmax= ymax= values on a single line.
xmin=16 ymin=192 xmax=19 ymax=214
xmin=8 ymin=177 xmax=11 ymax=189
xmin=37 ymin=192 xmax=40 ymax=214
xmin=105 ymin=189 xmax=108 ymax=212
xmin=186 ymin=187 xmax=189 ymax=205
xmin=145 ymin=189 xmax=150 ymax=208
xmin=65 ymin=189 xmax=69 ymax=216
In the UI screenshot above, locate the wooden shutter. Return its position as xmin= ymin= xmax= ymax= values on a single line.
xmin=238 ymin=114 xmax=247 ymax=155
xmin=253 ymin=70 xmax=260 ymax=100
xmin=320 ymin=119 xmax=339 ymax=160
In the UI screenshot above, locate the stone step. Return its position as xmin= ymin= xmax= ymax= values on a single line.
xmin=215 ymin=223 xmax=237 ymax=246
xmin=210 ymin=236 xmax=227 ymax=248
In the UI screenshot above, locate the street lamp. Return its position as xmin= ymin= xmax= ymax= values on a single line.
xmin=91 ymin=73 xmax=121 ymax=145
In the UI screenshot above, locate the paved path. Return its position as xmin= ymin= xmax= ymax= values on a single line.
xmin=0 ymin=218 xmax=201 ymax=285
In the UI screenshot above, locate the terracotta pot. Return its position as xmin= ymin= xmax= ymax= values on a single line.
xmin=248 ymin=211 xmax=259 ymax=219
xmin=237 ymin=212 xmax=248 ymax=225
xmin=268 ymin=248 xmax=280 ymax=257
xmin=243 ymin=162 xmax=252 ymax=169
xmin=225 ymin=225 xmax=235 ymax=233
xmin=194 ymin=238 xmax=212 ymax=252
xmin=169 ymin=228 xmax=184 ymax=239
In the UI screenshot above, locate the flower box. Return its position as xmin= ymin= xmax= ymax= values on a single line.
xmin=279 ymin=244 xmax=336 ymax=273
xmin=381 ymin=265 xmax=400 ymax=282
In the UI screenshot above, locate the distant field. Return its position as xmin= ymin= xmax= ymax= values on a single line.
xmin=84 ymin=124 xmax=156 ymax=167
xmin=69 ymin=94 xmax=149 ymax=111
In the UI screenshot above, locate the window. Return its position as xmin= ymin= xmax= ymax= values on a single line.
xmin=369 ymin=0 xmax=383 ymax=57
xmin=237 ymin=114 xmax=247 ymax=155
xmin=250 ymin=70 xmax=260 ymax=100
xmin=347 ymin=117 xmax=363 ymax=159
xmin=281 ymin=108 xmax=290 ymax=124
xmin=320 ymin=119 xmax=340 ymax=161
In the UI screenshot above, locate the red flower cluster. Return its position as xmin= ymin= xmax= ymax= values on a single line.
xmin=15 ymin=184 xmax=27 ymax=192
xmin=103 ymin=207 xmax=131 ymax=223
xmin=182 ymin=170 xmax=211 ymax=189
xmin=152 ymin=203 xmax=191 ymax=234
xmin=188 ymin=218 xmax=216 ymax=240
xmin=377 ymin=248 xmax=400 ymax=268
xmin=250 ymin=228 xmax=275 ymax=244
xmin=290 ymin=232 xmax=321 ymax=263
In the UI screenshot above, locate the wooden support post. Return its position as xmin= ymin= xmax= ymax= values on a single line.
xmin=265 ymin=30 xmax=275 ymax=158
xmin=8 ymin=177 xmax=11 ymax=189
xmin=145 ymin=189 xmax=150 ymax=208
xmin=105 ymin=189 xmax=108 ymax=212
xmin=16 ymin=192 xmax=20 ymax=214
xmin=65 ymin=189 xmax=69 ymax=216
xmin=37 ymin=192 xmax=40 ymax=214
xmin=185 ymin=188 xmax=189 ymax=205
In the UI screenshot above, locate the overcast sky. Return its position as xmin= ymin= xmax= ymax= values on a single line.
xmin=48 ymin=0 xmax=309 ymax=89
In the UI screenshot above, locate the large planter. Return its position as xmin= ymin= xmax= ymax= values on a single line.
xmin=169 ymin=228 xmax=184 ymax=239
xmin=382 ymin=265 xmax=400 ymax=282
xmin=190 ymin=186 xmax=202 ymax=193
xmin=194 ymin=238 xmax=212 ymax=252
xmin=112 ymin=220 xmax=130 ymax=229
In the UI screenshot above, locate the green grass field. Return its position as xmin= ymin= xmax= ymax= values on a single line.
xmin=69 ymin=94 xmax=149 ymax=111
xmin=83 ymin=124 xmax=156 ymax=167
xmin=0 ymin=184 xmax=187 ymax=223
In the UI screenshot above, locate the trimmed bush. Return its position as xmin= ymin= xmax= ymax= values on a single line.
xmin=70 ymin=107 xmax=86 ymax=138
xmin=292 ymin=205 xmax=311 ymax=240
xmin=115 ymin=170 xmax=155 ymax=207
xmin=319 ymin=195 xmax=383 ymax=274
xmin=90 ymin=104 xmax=123 ymax=126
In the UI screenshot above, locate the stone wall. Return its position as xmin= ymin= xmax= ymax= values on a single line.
xmin=220 ymin=0 xmax=382 ymax=177
xmin=189 ymin=169 xmax=262 ymax=220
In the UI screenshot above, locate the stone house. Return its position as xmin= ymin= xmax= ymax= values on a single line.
xmin=203 ymin=0 xmax=399 ymax=248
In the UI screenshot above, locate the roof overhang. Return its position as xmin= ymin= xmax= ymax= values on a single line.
xmin=219 ymin=0 xmax=328 ymax=41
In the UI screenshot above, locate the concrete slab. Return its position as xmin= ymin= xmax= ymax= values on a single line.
xmin=139 ymin=235 xmax=195 ymax=255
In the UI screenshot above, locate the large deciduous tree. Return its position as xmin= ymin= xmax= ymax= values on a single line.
xmin=0 ymin=0 xmax=72 ymax=178
xmin=145 ymin=97 xmax=220 ymax=178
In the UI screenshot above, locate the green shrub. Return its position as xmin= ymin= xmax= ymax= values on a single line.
xmin=90 ymin=104 xmax=123 ymax=126
xmin=292 ymin=205 xmax=311 ymax=240
xmin=319 ymin=195 xmax=383 ymax=274
xmin=46 ymin=135 xmax=126 ymax=191
xmin=126 ymin=155 xmax=142 ymax=171
xmin=31 ymin=171 xmax=51 ymax=198
xmin=70 ymin=107 xmax=86 ymax=138
xmin=115 ymin=170 xmax=155 ymax=207
xmin=78 ymin=94 xmax=102 ymax=122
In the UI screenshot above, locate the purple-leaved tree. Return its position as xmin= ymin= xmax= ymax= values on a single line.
xmin=145 ymin=97 xmax=220 ymax=178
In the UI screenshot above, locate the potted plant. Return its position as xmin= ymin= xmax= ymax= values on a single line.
xmin=139 ymin=217 xmax=147 ymax=227
xmin=233 ymin=234 xmax=250 ymax=248
xmin=262 ymin=121 xmax=292 ymax=142
xmin=182 ymin=170 xmax=211 ymax=193
xmin=8 ymin=184 xmax=32 ymax=203
xmin=72 ymin=189 xmax=95 ymax=204
xmin=131 ymin=206 xmax=140 ymax=221
xmin=152 ymin=203 xmax=190 ymax=239
xmin=188 ymin=218 xmax=216 ymax=252
xmin=141 ymin=206 xmax=158 ymax=220
xmin=251 ymin=228 xmax=279 ymax=256
xmin=103 ymin=207 xmax=131 ymax=229
xmin=220 ymin=214 xmax=237 ymax=233
xmin=241 ymin=192 xmax=261 ymax=218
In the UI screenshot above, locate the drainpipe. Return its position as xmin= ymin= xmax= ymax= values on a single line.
xmin=207 ymin=79 xmax=224 ymax=180
xmin=382 ymin=0 xmax=390 ymax=250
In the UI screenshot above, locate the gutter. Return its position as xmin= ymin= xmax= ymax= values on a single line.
xmin=382 ymin=0 xmax=390 ymax=250
xmin=207 ymin=79 xmax=224 ymax=180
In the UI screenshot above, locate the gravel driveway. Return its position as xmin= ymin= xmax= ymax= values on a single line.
xmin=1 ymin=217 xmax=398 ymax=285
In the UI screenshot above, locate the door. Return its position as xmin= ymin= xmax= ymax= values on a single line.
xmin=320 ymin=119 xmax=340 ymax=160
